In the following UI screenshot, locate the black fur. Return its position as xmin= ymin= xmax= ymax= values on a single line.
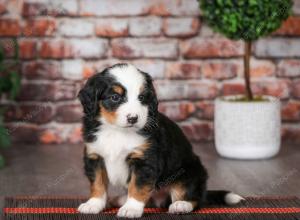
xmin=78 ymin=63 xmax=236 ymax=210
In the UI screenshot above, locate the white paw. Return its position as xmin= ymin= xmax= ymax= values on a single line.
xmin=117 ymin=198 xmax=144 ymax=218
xmin=78 ymin=197 xmax=106 ymax=214
xmin=168 ymin=201 xmax=193 ymax=214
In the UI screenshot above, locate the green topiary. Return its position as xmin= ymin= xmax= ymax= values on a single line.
xmin=199 ymin=0 xmax=293 ymax=100
xmin=0 ymin=39 xmax=20 ymax=168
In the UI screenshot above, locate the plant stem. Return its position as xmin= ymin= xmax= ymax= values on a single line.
xmin=244 ymin=41 xmax=253 ymax=100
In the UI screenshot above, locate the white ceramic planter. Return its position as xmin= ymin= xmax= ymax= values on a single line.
xmin=214 ymin=95 xmax=281 ymax=160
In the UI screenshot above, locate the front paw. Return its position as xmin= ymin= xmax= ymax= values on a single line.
xmin=78 ymin=197 xmax=106 ymax=214
xmin=168 ymin=201 xmax=193 ymax=214
xmin=117 ymin=198 xmax=144 ymax=218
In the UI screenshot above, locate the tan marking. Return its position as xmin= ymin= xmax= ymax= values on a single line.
xmin=91 ymin=169 xmax=108 ymax=198
xmin=129 ymin=142 xmax=151 ymax=159
xmin=87 ymin=153 xmax=99 ymax=160
xmin=100 ymin=103 xmax=117 ymax=124
xmin=170 ymin=183 xmax=197 ymax=208
xmin=112 ymin=85 xmax=124 ymax=95
xmin=170 ymin=183 xmax=186 ymax=202
xmin=128 ymin=173 xmax=152 ymax=203
xmin=139 ymin=84 xmax=145 ymax=93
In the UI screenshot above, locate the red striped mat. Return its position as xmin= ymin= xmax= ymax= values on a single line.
xmin=3 ymin=196 xmax=300 ymax=220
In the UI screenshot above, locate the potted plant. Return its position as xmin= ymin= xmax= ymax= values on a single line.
xmin=199 ymin=0 xmax=293 ymax=159
xmin=0 ymin=41 xmax=20 ymax=168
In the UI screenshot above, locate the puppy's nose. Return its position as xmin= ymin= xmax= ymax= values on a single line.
xmin=127 ymin=114 xmax=138 ymax=124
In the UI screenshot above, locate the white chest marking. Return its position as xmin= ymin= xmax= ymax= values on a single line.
xmin=86 ymin=126 xmax=146 ymax=187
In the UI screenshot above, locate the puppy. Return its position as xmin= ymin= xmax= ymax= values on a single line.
xmin=77 ymin=63 xmax=243 ymax=218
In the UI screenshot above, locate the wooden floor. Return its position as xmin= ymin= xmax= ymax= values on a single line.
xmin=0 ymin=142 xmax=299 ymax=211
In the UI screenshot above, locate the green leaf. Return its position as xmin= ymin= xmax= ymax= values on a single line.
xmin=0 ymin=45 xmax=4 ymax=63
xmin=0 ymin=75 xmax=11 ymax=94
xmin=199 ymin=0 xmax=293 ymax=41
xmin=0 ymin=124 xmax=10 ymax=148
xmin=8 ymin=71 xmax=21 ymax=100
xmin=0 ymin=154 xmax=5 ymax=169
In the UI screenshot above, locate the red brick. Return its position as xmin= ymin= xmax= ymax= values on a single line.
xmin=96 ymin=19 xmax=128 ymax=37
xmin=18 ymin=82 xmax=77 ymax=101
xmin=181 ymin=38 xmax=244 ymax=58
xmin=39 ymin=128 xmax=60 ymax=144
xmin=180 ymin=119 xmax=213 ymax=142
xmin=61 ymin=60 xmax=84 ymax=80
xmin=132 ymin=60 xmax=165 ymax=79
xmin=221 ymin=82 xmax=245 ymax=96
xmin=183 ymin=81 xmax=218 ymax=100
xmin=22 ymin=1 xmax=78 ymax=17
xmin=70 ymin=39 xmax=108 ymax=59
xmin=163 ymin=18 xmax=200 ymax=37
xmin=0 ymin=61 xmax=20 ymax=76
xmin=202 ymin=61 xmax=239 ymax=80
xmin=294 ymin=0 xmax=300 ymax=15
xmin=39 ymin=124 xmax=82 ymax=144
xmin=59 ymin=19 xmax=94 ymax=37
xmin=0 ymin=39 xmax=17 ymax=58
xmin=0 ymin=2 xmax=6 ymax=14
xmin=222 ymin=80 xmax=290 ymax=99
xmin=23 ymin=18 xmax=56 ymax=36
xmin=82 ymin=61 xmax=112 ymax=80
xmin=80 ymin=0 xmax=149 ymax=16
xmin=165 ymin=62 xmax=201 ymax=79
xmin=39 ymin=40 xmax=73 ymax=59
xmin=56 ymin=103 xmax=83 ymax=123
xmin=282 ymin=125 xmax=300 ymax=144
xmin=6 ymin=123 xmax=39 ymax=144
xmin=158 ymin=101 xmax=195 ymax=121
xmin=82 ymin=64 xmax=94 ymax=79
xmin=22 ymin=2 xmax=44 ymax=16
xmin=275 ymin=17 xmax=300 ymax=36
xmin=292 ymin=80 xmax=300 ymax=99
xmin=200 ymin=24 xmax=219 ymax=37
xmin=0 ymin=19 xmax=20 ymax=36
xmin=18 ymin=40 xmax=37 ymax=59
xmin=39 ymin=39 xmax=108 ymax=59
xmin=255 ymin=39 xmax=300 ymax=58
xmin=253 ymin=80 xmax=291 ymax=99
xmin=149 ymin=0 xmax=200 ymax=16
xmin=5 ymin=0 xmax=23 ymax=15
xmin=112 ymin=38 xmax=178 ymax=59
xmin=129 ymin=17 xmax=162 ymax=37
xmin=195 ymin=101 xmax=214 ymax=120
xmin=22 ymin=61 xmax=61 ymax=80
xmin=249 ymin=59 xmax=275 ymax=78
xmin=5 ymin=103 xmax=54 ymax=124
xmin=154 ymin=80 xmax=218 ymax=100
xmin=281 ymin=101 xmax=300 ymax=122
xmin=277 ymin=59 xmax=300 ymax=78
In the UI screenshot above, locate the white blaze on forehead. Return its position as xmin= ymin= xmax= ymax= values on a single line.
xmin=109 ymin=64 xmax=148 ymax=129
xmin=110 ymin=64 xmax=144 ymax=99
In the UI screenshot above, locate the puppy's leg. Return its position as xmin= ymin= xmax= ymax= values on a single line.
xmin=117 ymin=173 xmax=153 ymax=218
xmin=78 ymin=153 xmax=108 ymax=214
xmin=168 ymin=182 xmax=198 ymax=214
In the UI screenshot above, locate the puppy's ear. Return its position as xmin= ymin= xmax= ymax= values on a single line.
xmin=78 ymin=75 xmax=107 ymax=117
xmin=143 ymin=71 xmax=158 ymax=113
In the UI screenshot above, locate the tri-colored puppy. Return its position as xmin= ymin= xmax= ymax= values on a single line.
xmin=77 ymin=63 xmax=243 ymax=218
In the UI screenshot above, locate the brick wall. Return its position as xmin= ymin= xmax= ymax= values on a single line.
xmin=1 ymin=0 xmax=300 ymax=144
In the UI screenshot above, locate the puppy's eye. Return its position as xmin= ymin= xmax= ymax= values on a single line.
xmin=138 ymin=94 xmax=145 ymax=101
xmin=110 ymin=94 xmax=121 ymax=102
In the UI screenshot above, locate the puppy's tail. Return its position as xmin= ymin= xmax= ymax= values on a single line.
xmin=206 ymin=190 xmax=244 ymax=205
